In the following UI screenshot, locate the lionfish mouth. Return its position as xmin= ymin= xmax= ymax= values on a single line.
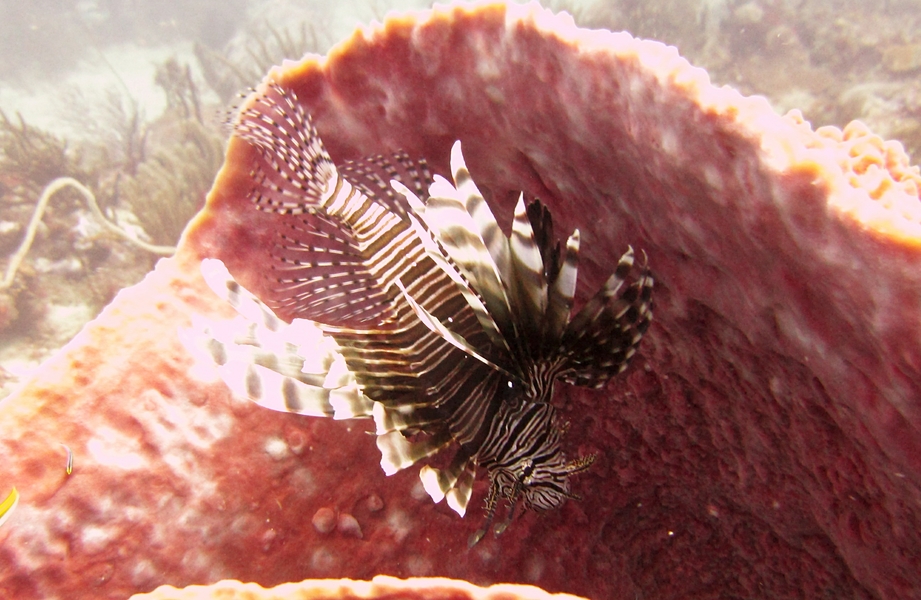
xmin=192 ymin=81 xmax=654 ymax=544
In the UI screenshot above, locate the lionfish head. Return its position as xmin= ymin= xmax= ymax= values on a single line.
xmin=467 ymin=401 xmax=596 ymax=545
xmin=497 ymin=450 xmax=596 ymax=513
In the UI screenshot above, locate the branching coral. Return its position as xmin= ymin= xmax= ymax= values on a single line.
xmin=58 ymin=87 xmax=151 ymax=180
xmin=0 ymin=55 xmax=226 ymax=339
xmin=194 ymin=21 xmax=329 ymax=103
xmin=0 ymin=110 xmax=85 ymax=196
xmin=119 ymin=120 xmax=224 ymax=246
xmin=1 ymin=177 xmax=175 ymax=292
xmin=155 ymin=58 xmax=204 ymax=125
xmin=111 ymin=57 xmax=225 ymax=247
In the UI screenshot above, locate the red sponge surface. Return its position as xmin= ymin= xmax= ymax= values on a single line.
xmin=2 ymin=3 xmax=921 ymax=599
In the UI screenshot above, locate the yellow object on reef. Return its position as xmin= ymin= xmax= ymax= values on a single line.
xmin=61 ymin=443 xmax=73 ymax=475
xmin=0 ymin=487 xmax=18 ymax=528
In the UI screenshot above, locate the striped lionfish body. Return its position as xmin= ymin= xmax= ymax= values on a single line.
xmin=197 ymin=83 xmax=653 ymax=545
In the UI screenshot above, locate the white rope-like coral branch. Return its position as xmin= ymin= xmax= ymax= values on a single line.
xmin=0 ymin=177 xmax=176 ymax=291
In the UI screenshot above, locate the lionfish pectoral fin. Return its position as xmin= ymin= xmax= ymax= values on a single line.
xmin=395 ymin=279 xmax=517 ymax=381
xmin=178 ymin=317 xmax=232 ymax=384
xmin=194 ymin=258 xmax=371 ymax=418
xmin=328 ymin=385 xmax=374 ymax=419
xmin=419 ymin=453 xmax=475 ymax=512
xmin=201 ymin=258 xmax=283 ymax=332
xmin=200 ymin=258 xmax=335 ymax=369
xmin=232 ymin=82 xmax=337 ymax=213
xmin=221 ymin=361 xmax=336 ymax=417
xmin=376 ymin=428 xmax=453 ymax=476
xmin=372 ymin=402 xmax=417 ymax=434
xmin=420 ymin=466 xmax=448 ymax=503
xmin=322 ymin=353 xmax=351 ymax=388
xmin=446 ymin=463 xmax=475 ymax=517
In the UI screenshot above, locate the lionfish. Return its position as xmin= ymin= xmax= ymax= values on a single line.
xmin=195 ymin=83 xmax=653 ymax=546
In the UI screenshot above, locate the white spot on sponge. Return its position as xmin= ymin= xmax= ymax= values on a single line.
xmin=87 ymin=427 xmax=145 ymax=470
xmin=263 ymin=437 xmax=288 ymax=460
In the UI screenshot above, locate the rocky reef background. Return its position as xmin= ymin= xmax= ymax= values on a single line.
xmin=1 ymin=0 xmax=919 ymax=398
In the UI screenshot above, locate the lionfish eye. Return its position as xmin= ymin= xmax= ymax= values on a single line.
xmin=520 ymin=460 xmax=535 ymax=481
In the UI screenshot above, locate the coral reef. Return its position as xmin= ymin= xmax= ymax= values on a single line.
xmin=550 ymin=0 xmax=921 ymax=159
xmin=0 ymin=57 xmax=222 ymax=396
xmin=111 ymin=57 xmax=223 ymax=248
xmin=9 ymin=0 xmax=913 ymax=407
xmin=0 ymin=110 xmax=84 ymax=195
xmin=195 ymin=20 xmax=331 ymax=104
xmin=1 ymin=2 xmax=921 ymax=599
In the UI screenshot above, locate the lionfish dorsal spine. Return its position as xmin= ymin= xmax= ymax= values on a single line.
xmin=448 ymin=142 xmax=513 ymax=286
xmin=393 ymin=179 xmax=512 ymax=355
xmin=395 ymin=280 xmax=517 ymax=381
xmin=419 ymin=143 xmax=517 ymax=341
xmin=545 ymin=229 xmax=580 ymax=342
xmin=507 ymin=194 xmax=550 ymax=336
